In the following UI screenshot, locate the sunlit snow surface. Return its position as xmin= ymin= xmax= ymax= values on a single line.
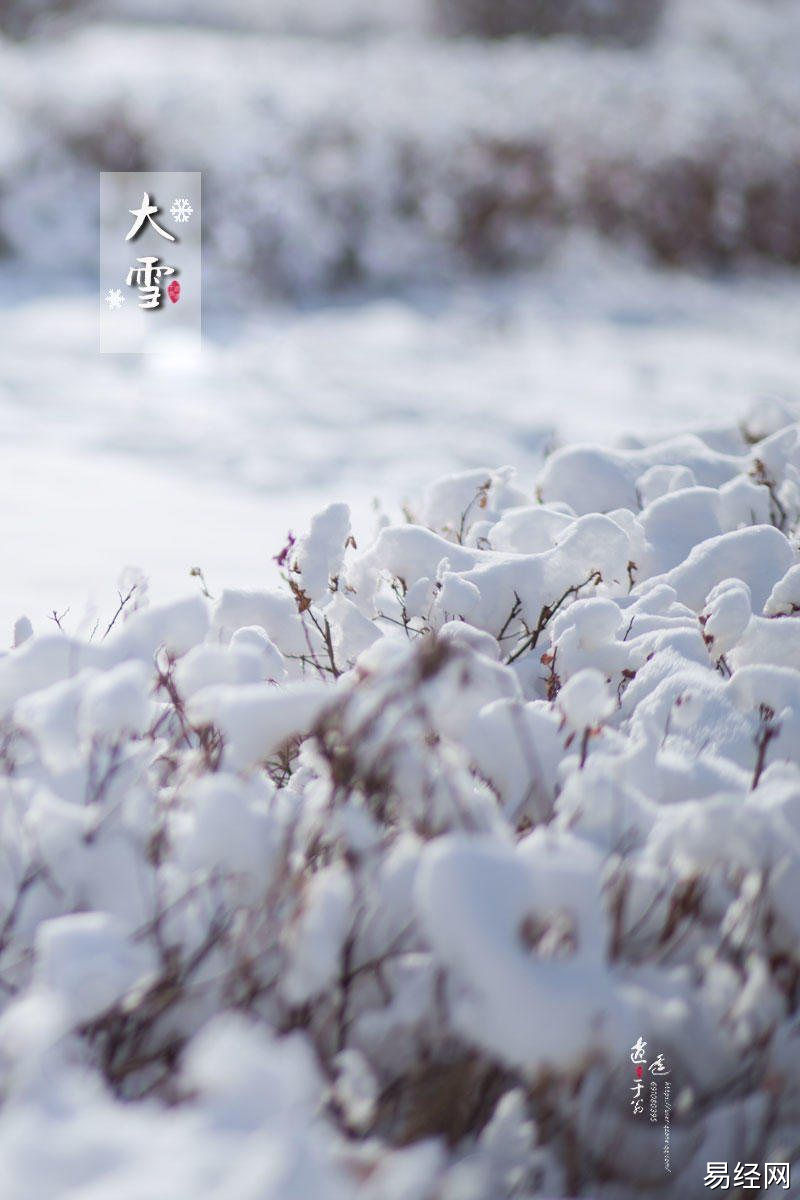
xmin=2 ymin=245 xmax=799 ymax=637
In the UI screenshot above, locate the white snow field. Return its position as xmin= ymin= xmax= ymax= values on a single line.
xmin=3 ymin=245 xmax=800 ymax=638
xmin=1 ymin=398 xmax=800 ymax=1196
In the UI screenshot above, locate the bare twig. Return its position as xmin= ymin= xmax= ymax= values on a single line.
xmin=505 ymin=570 xmax=602 ymax=665
xmin=48 ymin=607 xmax=70 ymax=632
xmin=752 ymin=704 xmax=780 ymax=790
xmin=189 ymin=567 xmax=214 ymax=600
xmin=103 ymin=585 xmax=138 ymax=639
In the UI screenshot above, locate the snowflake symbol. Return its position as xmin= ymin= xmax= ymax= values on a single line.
xmin=170 ymin=197 xmax=193 ymax=223
xmin=105 ymin=288 xmax=125 ymax=311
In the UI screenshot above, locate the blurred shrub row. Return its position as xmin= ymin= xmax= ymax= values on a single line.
xmin=1 ymin=0 xmax=666 ymax=43
xmin=2 ymin=0 xmax=799 ymax=289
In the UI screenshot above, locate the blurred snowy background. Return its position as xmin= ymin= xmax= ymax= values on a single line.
xmin=1 ymin=0 xmax=800 ymax=632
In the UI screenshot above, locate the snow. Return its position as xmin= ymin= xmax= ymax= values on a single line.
xmin=415 ymin=829 xmax=644 ymax=1074
xmin=33 ymin=911 xmax=156 ymax=1025
xmin=636 ymin=524 xmax=795 ymax=613
xmin=186 ymin=680 xmax=329 ymax=769
xmin=332 ymin=1048 xmax=379 ymax=1133
xmin=173 ymin=642 xmax=272 ymax=699
xmin=764 ymin=564 xmax=800 ymax=617
xmin=291 ymin=503 xmax=352 ymax=602
xmin=79 ymin=661 xmax=151 ymax=740
xmin=171 ymin=775 xmax=281 ymax=903
xmin=282 ymin=862 xmax=355 ymax=1005
xmin=556 ymin=668 xmax=615 ymax=730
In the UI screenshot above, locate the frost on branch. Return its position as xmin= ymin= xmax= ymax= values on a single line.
xmin=2 ymin=402 xmax=800 ymax=1196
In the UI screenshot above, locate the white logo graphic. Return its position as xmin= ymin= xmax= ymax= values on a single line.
xmin=104 ymin=287 xmax=125 ymax=311
xmin=170 ymin=197 xmax=194 ymax=223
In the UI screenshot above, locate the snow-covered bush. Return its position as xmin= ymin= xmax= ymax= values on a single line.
xmin=0 ymin=0 xmax=77 ymax=38
xmin=0 ymin=0 xmax=426 ymax=39
xmin=1 ymin=400 xmax=800 ymax=1196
